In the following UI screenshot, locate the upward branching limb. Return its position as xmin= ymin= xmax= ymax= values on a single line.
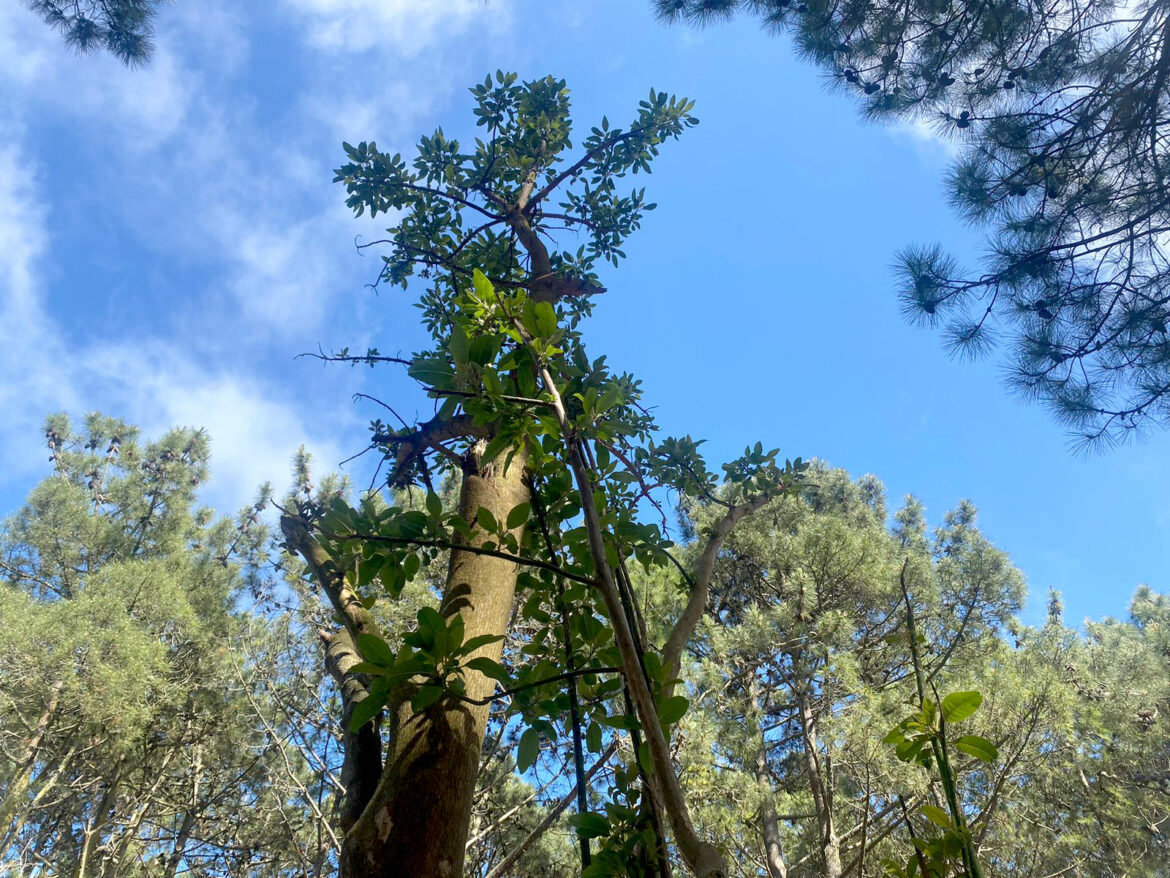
xmin=662 ymin=492 xmax=779 ymax=690
xmin=319 ymin=628 xmax=382 ymax=832
xmin=279 ymin=513 xmax=383 ymax=646
xmin=525 ymin=338 xmax=727 ymax=878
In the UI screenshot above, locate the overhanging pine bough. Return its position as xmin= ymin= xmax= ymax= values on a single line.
xmin=658 ymin=0 xmax=1170 ymax=446
xmin=282 ymin=73 xmax=807 ymax=878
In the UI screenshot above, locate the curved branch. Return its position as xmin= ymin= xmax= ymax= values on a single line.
xmin=662 ymin=493 xmax=777 ymax=687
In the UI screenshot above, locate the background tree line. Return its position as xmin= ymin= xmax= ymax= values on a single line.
xmin=1 ymin=417 xmax=1165 ymax=876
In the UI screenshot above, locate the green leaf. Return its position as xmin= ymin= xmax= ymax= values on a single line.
xmin=598 ymin=713 xmax=639 ymax=731
xmin=411 ymin=684 xmax=444 ymax=713
xmin=954 ymin=734 xmax=999 ymax=763
xmin=921 ymin=805 xmax=952 ymax=829
xmin=402 ymin=553 xmax=421 ymax=581
xmin=567 ymin=812 xmax=611 ymax=839
xmin=476 ymin=506 xmax=499 ymax=534
xmin=637 ymin=741 xmax=653 ymax=776
xmin=448 ymin=325 xmax=470 ymax=364
xmin=417 ymin=606 xmax=444 ymax=636
xmin=461 ymin=633 xmax=505 ymax=654
xmin=505 ymin=502 xmax=531 ymax=530
xmin=517 ymin=727 xmax=541 ymax=772
xmin=533 ymin=302 xmax=557 ymax=336
xmin=941 ymin=691 xmax=983 ymax=723
xmin=895 ymin=739 xmax=924 ymax=763
xmin=425 ymin=491 xmax=443 ymax=519
xmin=356 ymin=633 xmax=394 ymax=667
xmin=479 ymin=432 xmax=514 ymax=467
xmin=657 ymin=695 xmax=689 ymax=725
xmin=407 ymin=356 xmax=454 ymax=389
xmin=472 ymin=268 xmax=494 ymax=301
xmin=447 ymin=614 xmax=465 ymax=650
xmin=348 ymin=661 xmax=389 ymax=676
xmin=586 ymin=721 xmax=603 ymax=754
xmin=464 ymin=656 xmax=508 ymax=682
xmin=348 ymin=693 xmax=384 ymax=731
xmin=394 ymin=510 xmax=429 ymax=538
xmin=882 ymin=726 xmax=906 ymax=745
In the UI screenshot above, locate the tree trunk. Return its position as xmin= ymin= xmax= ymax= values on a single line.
xmin=161 ymin=745 xmax=203 ymax=878
xmin=75 ymin=762 xmax=123 ymax=878
xmin=797 ymin=690 xmax=841 ymax=878
xmin=755 ymin=741 xmax=788 ymax=878
xmin=341 ymin=447 xmax=530 ymax=878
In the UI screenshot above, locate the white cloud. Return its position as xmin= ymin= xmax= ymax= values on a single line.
xmin=0 ymin=5 xmax=193 ymax=150
xmin=0 ymin=127 xmax=353 ymax=514
xmin=0 ymin=132 xmax=81 ymax=480
xmin=80 ymin=341 xmax=349 ymax=509
xmin=0 ymin=0 xmax=507 ymax=513
xmin=283 ymin=0 xmax=511 ymax=55
xmin=886 ymin=116 xmax=961 ymax=165
xmin=167 ymin=3 xmax=250 ymax=77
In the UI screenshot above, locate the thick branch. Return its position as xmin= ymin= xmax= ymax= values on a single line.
xmin=280 ymin=514 xmax=383 ymax=646
xmin=662 ymin=493 xmax=774 ymax=687
xmin=379 ymin=413 xmax=491 ymax=486
xmin=531 ymin=354 xmax=726 ymax=878
xmin=320 ymin=628 xmax=383 ymax=832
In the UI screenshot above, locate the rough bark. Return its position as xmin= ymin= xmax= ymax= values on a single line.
xmin=161 ymin=745 xmax=203 ymax=878
xmin=74 ymin=761 xmax=123 ymax=878
xmin=338 ymin=446 xmax=530 ymax=878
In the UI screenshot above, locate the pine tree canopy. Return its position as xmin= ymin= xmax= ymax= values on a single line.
xmin=657 ymin=0 xmax=1170 ymax=446
xmin=24 ymin=0 xmax=166 ymax=66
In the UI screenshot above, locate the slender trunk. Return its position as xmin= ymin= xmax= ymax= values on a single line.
xmin=75 ymin=762 xmax=123 ymax=878
xmin=747 ymin=678 xmax=787 ymax=878
xmin=797 ymin=690 xmax=841 ymax=878
xmin=755 ymin=743 xmax=788 ymax=878
xmin=101 ymin=744 xmax=182 ymax=878
xmin=341 ymin=446 xmax=530 ymax=878
xmin=161 ymin=746 xmax=203 ymax=878
xmin=320 ymin=627 xmax=382 ymax=831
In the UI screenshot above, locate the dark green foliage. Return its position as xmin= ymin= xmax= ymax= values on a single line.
xmin=25 ymin=0 xmax=168 ymax=66
xmin=657 ymin=0 xmax=1170 ymax=445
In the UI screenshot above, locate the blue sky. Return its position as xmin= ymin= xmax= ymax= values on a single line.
xmin=1 ymin=0 xmax=1165 ymax=626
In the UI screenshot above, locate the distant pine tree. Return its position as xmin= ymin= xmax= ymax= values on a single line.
xmin=658 ymin=0 xmax=1170 ymax=446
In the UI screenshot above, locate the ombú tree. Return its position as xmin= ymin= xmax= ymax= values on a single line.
xmin=280 ymin=73 xmax=806 ymax=878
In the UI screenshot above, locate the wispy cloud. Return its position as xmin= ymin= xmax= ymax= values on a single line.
xmin=282 ymin=0 xmax=511 ymax=55
xmin=0 ymin=133 xmax=78 ymax=478
xmin=0 ymin=3 xmax=377 ymax=512
xmin=885 ymin=116 xmax=962 ymax=165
